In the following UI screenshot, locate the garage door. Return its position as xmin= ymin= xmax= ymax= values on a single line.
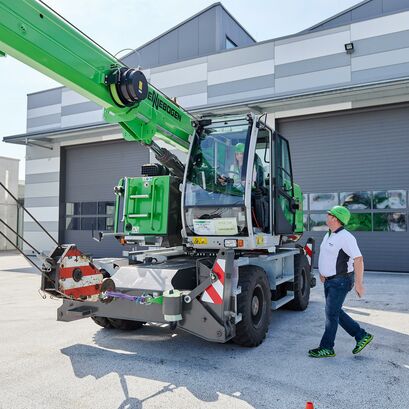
xmin=277 ymin=103 xmax=409 ymax=272
xmin=62 ymin=139 xmax=149 ymax=257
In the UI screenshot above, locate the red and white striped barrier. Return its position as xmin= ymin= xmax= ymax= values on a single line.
xmin=201 ymin=258 xmax=225 ymax=304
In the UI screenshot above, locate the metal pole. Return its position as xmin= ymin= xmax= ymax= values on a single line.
xmin=0 ymin=218 xmax=40 ymax=254
xmin=0 ymin=182 xmax=59 ymax=246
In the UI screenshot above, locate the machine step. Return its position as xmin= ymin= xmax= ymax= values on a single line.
xmin=271 ymin=292 xmax=294 ymax=310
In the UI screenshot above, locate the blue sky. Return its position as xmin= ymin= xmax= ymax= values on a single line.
xmin=0 ymin=0 xmax=361 ymax=178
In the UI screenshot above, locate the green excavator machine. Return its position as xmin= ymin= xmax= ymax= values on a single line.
xmin=0 ymin=0 xmax=315 ymax=346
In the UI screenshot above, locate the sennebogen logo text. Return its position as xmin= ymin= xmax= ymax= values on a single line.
xmin=148 ymin=90 xmax=181 ymax=122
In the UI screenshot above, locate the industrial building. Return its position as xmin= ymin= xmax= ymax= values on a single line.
xmin=3 ymin=0 xmax=409 ymax=271
xmin=0 ymin=157 xmax=20 ymax=251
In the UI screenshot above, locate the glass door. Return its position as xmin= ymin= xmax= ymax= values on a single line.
xmin=274 ymin=132 xmax=296 ymax=234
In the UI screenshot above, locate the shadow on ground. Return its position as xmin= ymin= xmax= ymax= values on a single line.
xmin=61 ymin=322 xmax=290 ymax=409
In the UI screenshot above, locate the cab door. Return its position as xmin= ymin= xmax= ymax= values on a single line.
xmin=273 ymin=132 xmax=296 ymax=234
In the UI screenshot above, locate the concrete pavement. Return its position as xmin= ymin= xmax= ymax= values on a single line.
xmin=0 ymin=252 xmax=408 ymax=409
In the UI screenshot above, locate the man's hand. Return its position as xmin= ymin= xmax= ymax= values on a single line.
xmin=355 ymin=282 xmax=365 ymax=298
xmin=319 ymin=274 xmax=326 ymax=283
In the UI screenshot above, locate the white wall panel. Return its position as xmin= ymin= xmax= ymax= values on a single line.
xmin=61 ymin=110 xmax=103 ymax=128
xmin=62 ymin=88 xmax=90 ymax=106
xmin=351 ymin=10 xmax=409 ymax=41
xmin=27 ymin=104 xmax=61 ymax=119
xmin=177 ymin=92 xmax=207 ymax=108
xmin=275 ymin=31 xmax=350 ymax=65
xmin=208 ymin=59 xmax=274 ymax=85
xmin=275 ymin=102 xmax=352 ymax=118
xmin=24 ymin=206 xmax=59 ymax=222
xmin=275 ymin=66 xmax=351 ymax=93
xmin=26 ymin=157 xmax=60 ymax=175
xmin=150 ymin=63 xmax=207 ymax=89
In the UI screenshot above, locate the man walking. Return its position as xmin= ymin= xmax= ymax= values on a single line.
xmin=308 ymin=205 xmax=373 ymax=358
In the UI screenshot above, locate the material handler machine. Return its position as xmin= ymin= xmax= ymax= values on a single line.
xmin=0 ymin=0 xmax=315 ymax=346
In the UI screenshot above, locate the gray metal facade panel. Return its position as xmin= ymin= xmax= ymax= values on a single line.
xmin=208 ymin=74 xmax=275 ymax=98
xmin=351 ymin=0 xmax=382 ymax=20
xmin=27 ymin=113 xmax=61 ymax=129
xmin=306 ymin=0 xmax=409 ymax=34
xmin=25 ymin=197 xmax=60 ymax=207
xmin=25 ymin=172 xmax=60 ymax=184
xmin=198 ymin=8 xmax=217 ymax=56
xmin=64 ymin=231 xmax=125 ymax=258
xmin=178 ymin=18 xmax=199 ymax=60
xmin=63 ymin=140 xmax=150 ymax=257
xmin=275 ymin=53 xmax=350 ymax=78
xmin=221 ymin=8 xmax=254 ymax=49
xmin=161 ymin=80 xmax=207 ymax=98
xmin=27 ymin=88 xmax=62 ymax=109
xmin=64 ymin=140 xmax=149 ymax=202
xmin=353 ymin=30 xmax=409 ymax=57
xmin=61 ymin=101 xmax=100 ymax=116
xmin=383 ymin=0 xmax=409 ymax=13
xmin=277 ymin=104 xmax=409 ymax=272
xmin=137 ymin=41 xmax=160 ymax=69
xmin=159 ymin=28 xmax=179 ymax=66
xmin=351 ymin=61 xmax=409 ymax=83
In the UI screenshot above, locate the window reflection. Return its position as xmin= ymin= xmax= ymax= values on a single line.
xmin=66 ymin=217 xmax=80 ymax=230
xmin=373 ymin=190 xmax=406 ymax=209
xmin=303 ymin=214 xmax=309 ymax=231
xmin=341 ymin=192 xmax=371 ymax=210
xmin=303 ymin=194 xmax=308 ymax=211
xmin=346 ymin=213 xmax=372 ymax=231
xmin=309 ymin=214 xmax=327 ymax=231
xmin=374 ymin=213 xmax=406 ymax=232
xmin=310 ymin=193 xmax=338 ymax=211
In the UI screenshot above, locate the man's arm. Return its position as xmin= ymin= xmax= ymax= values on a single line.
xmin=354 ymin=256 xmax=364 ymax=297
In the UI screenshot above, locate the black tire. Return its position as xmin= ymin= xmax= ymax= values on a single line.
xmin=91 ymin=316 xmax=114 ymax=328
xmin=233 ymin=266 xmax=272 ymax=347
xmin=285 ymin=253 xmax=311 ymax=311
xmin=108 ymin=318 xmax=145 ymax=330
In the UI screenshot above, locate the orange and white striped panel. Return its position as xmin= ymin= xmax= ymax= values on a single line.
xmin=201 ymin=258 xmax=225 ymax=304
xmin=304 ymin=241 xmax=313 ymax=267
xmin=58 ymin=246 xmax=103 ymax=299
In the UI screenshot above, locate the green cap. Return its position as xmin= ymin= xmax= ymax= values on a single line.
xmin=235 ymin=143 xmax=245 ymax=153
xmin=327 ymin=205 xmax=351 ymax=225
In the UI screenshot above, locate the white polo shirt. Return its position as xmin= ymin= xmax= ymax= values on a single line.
xmin=318 ymin=227 xmax=362 ymax=277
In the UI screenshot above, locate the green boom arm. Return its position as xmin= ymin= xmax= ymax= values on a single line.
xmin=0 ymin=0 xmax=194 ymax=153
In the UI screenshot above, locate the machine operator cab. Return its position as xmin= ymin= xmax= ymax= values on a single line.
xmin=182 ymin=114 xmax=303 ymax=251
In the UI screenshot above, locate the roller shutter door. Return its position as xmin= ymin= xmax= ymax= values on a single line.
xmin=277 ymin=104 xmax=409 ymax=272
xmin=62 ymin=139 xmax=149 ymax=257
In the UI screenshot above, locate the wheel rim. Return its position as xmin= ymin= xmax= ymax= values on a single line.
xmin=251 ymin=284 xmax=264 ymax=326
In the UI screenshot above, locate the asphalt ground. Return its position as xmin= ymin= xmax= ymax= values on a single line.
xmin=0 ymin=251 xmax=408 ymax=409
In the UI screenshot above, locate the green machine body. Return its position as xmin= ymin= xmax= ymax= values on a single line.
xmin=114 ymin=175 xmax=182 ymax=247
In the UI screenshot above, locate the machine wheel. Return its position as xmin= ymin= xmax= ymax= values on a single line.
xmin=233 ymin=266 xmax=271 ymax=347
xmin=285 ymin=253 xmax=311 ymax=311
xmin=108 ymin=318 xmax=146 ymax=330
xmin=91 ymin=316 xmax=114 ymax=328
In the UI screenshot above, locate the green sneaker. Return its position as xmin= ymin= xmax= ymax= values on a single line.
xmin=308 ymin=347 xmax=336 ymax=358
xmin=353 ymin=333 xmax=374 ymax=354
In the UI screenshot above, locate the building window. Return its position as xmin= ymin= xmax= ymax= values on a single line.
xmin=225 ymin=36 xmax=237 ymax=49
xmin=310 ymin=193 xmax=338 ymax=211
xmin=373 ymin=190 xmax=406 ymax=209
xmin=65 ymin=201 xmax=115 ymax=231
xmin=303 ymin=190 xmax=407 ymax=232
xmin=340 ymin=191 xmax=371 ymax=210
